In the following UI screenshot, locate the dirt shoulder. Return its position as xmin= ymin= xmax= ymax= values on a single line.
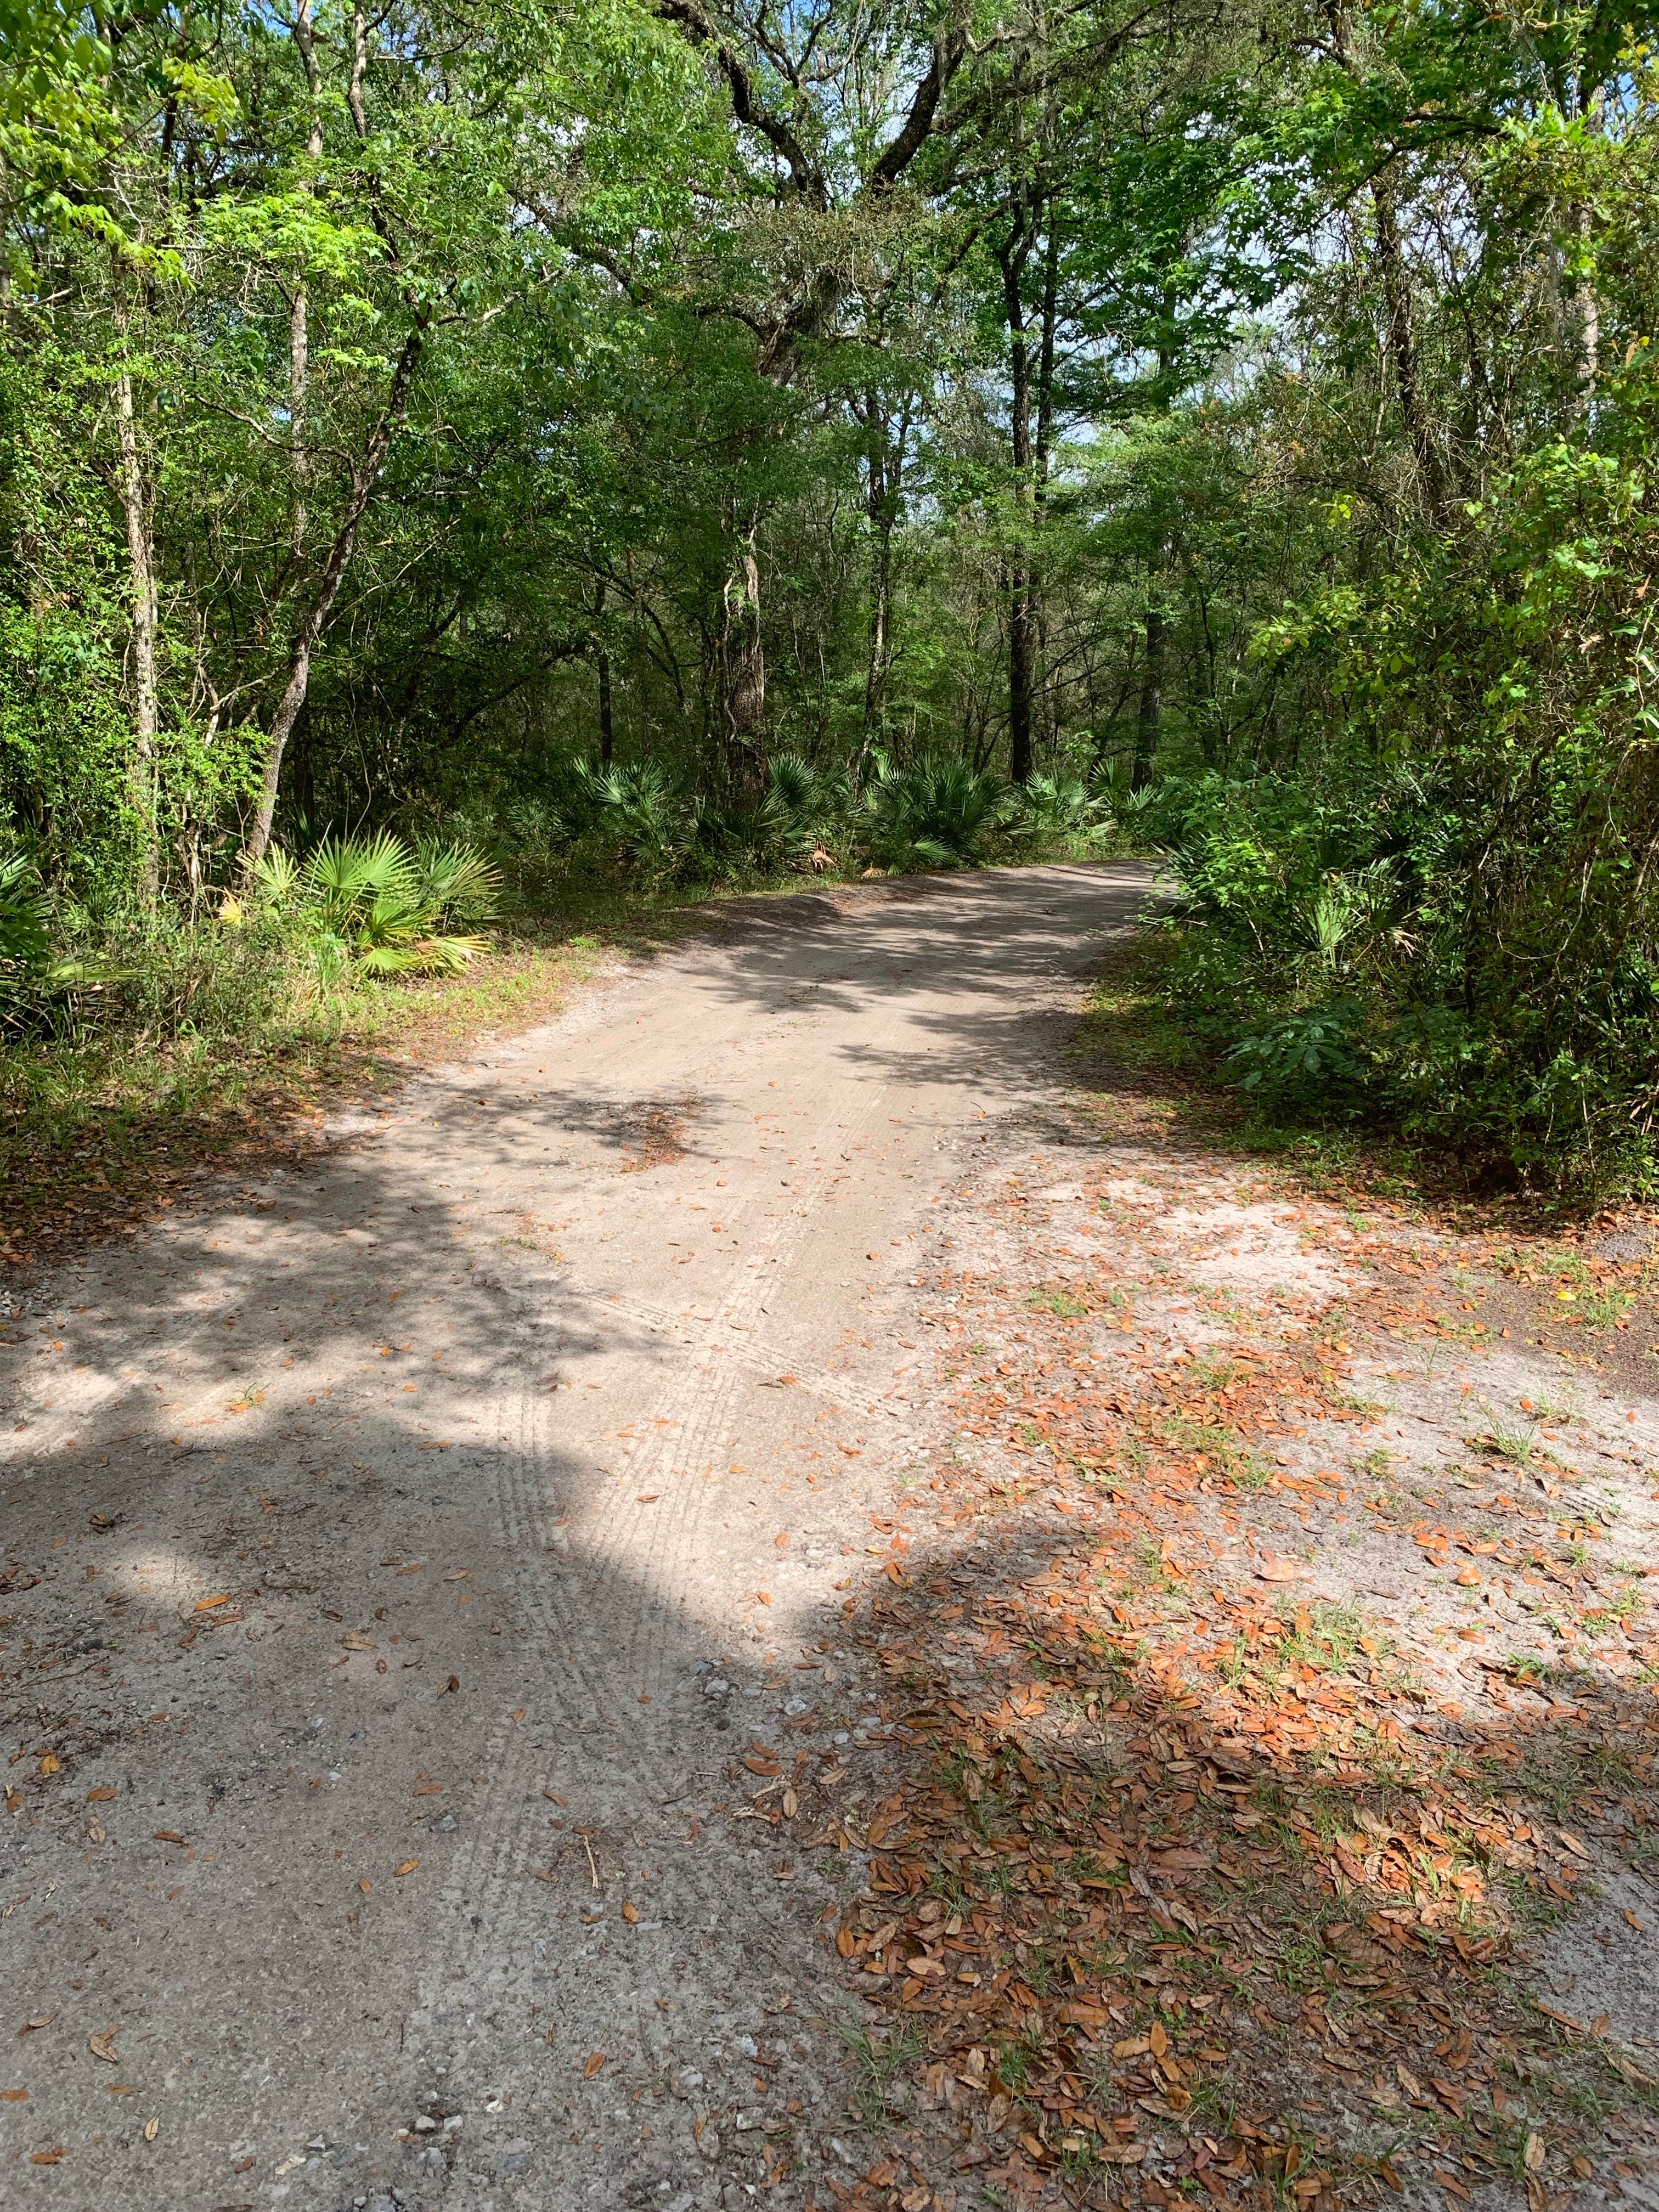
xmin=809 ymin=994 xmax=1659 ymax=2212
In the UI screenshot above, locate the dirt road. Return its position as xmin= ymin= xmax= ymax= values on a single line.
xmin=0 ymin=864 xmax=1154 ymax=2211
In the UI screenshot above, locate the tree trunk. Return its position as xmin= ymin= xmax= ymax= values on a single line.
xmin=1370 ymin=171 xmax=1445 ymax=524
xmin=289 ymin=286 xmax=310 ymax=562
xmin=114 ymin=354 xmax=160 ymax=902
xmin=1130 ymin=307 xmax=1180 ymax=794
xmin=999 ymin=230 xmax=1036 ymax=786
xmin=861 ymin=393 xmax=906 ymax=741
xmin=1133 ymin=589 xmax=1164 ymax=791
xmin=289 ymin=0 xmax=323 ymax=564
xmin=1034 ymin=227 xmax=1060 ymax=486
xmin=720 ymin=511 xmax=766 ymax=791
xmin=1032 ymin=224 xmax=1060 ymax=758
xmin=240 ymin=318 xmax=427 ymax=875
xmin=865 ymin=502 xmax=892 ymax=733
xmin=1007 ymin=554 xmax=1035 ymax=787
xmin=1574 ymin=79 xmax=1603 ymax=408
xmin=594 ymin=582 xmax=614 ymax=767
xmin=347 ymin=3 xmax=369 ymax=138
xmin=1576 ymin=200 xmax=1599 ymax=400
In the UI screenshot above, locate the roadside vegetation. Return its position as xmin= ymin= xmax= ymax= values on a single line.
xmin=4 ymin=0 xmax=1657 ymax=1214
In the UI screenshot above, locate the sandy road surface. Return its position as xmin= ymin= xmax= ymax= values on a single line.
xmin=0 ymin=863 xmax=1153 ymax=2211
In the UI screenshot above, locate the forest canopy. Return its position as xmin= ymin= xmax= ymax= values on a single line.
xmin=3 ymin=0 xmax=1658 ymax=1193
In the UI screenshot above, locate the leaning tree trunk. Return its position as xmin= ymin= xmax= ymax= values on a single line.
xmin=240 ymin=318 xmax=427 ymax=876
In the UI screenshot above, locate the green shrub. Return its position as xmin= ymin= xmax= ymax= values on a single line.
xmin=0 ymin=839 xmax=140 ymax=1036
xmin=1155 ymin=747 xmax=1659 ymax=1193
xmin=1226 ymin=1002 xmax=1368 ymax=1104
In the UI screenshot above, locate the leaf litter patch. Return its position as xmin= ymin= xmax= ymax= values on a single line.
xmin=795 ymin=1126 xmax=1659 ymax=2212
xmin=614 ymin=1093 xmax=701 ymax=1173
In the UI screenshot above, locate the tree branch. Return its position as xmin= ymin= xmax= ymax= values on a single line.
xmin=871 ymin=15 xmax=969 ymax=192
xmin=653 ymin=0 xmax=828 ymax=206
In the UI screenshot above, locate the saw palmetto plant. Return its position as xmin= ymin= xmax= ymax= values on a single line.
xmin=252 ymin=830 xmax=500 ymax=980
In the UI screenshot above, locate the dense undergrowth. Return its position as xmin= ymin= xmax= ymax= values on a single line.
xmin=1142 ymin=754 xmax=1659 ymax=1206
xmin=1113 ymin=394 xmax=1659 ymax=1210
